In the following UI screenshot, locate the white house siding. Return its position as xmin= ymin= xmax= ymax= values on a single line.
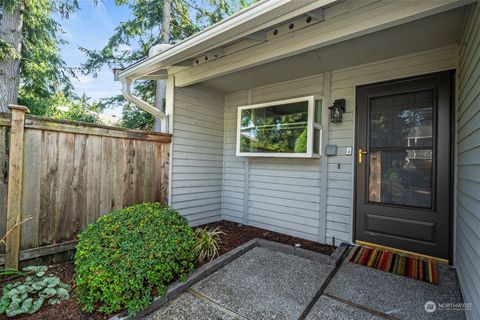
xmin=327 ymin=45 xmax=457 ymax=244
xmin=170 ymin=85 xmax=225 ymax=225
xmin=456 ymin=4 xmax=480 ymax=320
xmin=223 ymin=75 xmax=325 ymax=241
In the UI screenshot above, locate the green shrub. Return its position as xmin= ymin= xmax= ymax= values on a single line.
xmin=0 ymin=266 xmax=71 ymax=317
xmin=193 ymin=227 xmax=225 ymax=262
xmin=74 ymin=203 xmax=196 ymax=315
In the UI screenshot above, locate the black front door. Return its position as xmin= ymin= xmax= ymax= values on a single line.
xmin=355 ymin=71 xmax=452 ymax=260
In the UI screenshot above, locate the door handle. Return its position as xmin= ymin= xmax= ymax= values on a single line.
xmin=358 ymin=149 xmax=368 ymax=164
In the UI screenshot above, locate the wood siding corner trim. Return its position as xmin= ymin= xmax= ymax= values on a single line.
xmin=455 ymin=3 xmax=480 ymax=319
xmin=318 ymin=72 xmax=331 ymax=244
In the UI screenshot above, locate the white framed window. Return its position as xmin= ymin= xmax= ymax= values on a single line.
xmin=236 ymin=96 xmax=322 ymax=158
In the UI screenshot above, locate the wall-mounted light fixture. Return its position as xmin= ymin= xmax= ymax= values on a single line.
xmin=328 ymin=99 xmax=346 ymax=123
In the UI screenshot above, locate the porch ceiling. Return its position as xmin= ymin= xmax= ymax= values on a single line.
xmin=200 ymin=6 xmax=467 ymax=93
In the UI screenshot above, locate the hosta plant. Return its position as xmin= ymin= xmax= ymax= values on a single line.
xmin=194 ymin=227 xmax=225 ymax=262
xmin=0 ymin=266 xmax=71 ymax=317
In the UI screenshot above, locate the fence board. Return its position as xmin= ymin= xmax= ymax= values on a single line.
xmin=0 ymin=127 xmax=9 ymax=254
xmin=55 ymin=133 xmax=75 ymax=242
xmin=39 ymin=131 xmax=58 ymax=247
xmin=100 ymin=137 xmax=113 ymax=215
xmin=73 ymin=134 xmax=88 ymax=231
xmin=134 ymin=140 xmax=144 ymax=204
xmin=21 ymin=130 xmax=42 ymax=249
xmin=111 ymin=138 xmax=126 ymax=211
xmin=124 ymin=139 xmax=135 ymax=207
xmin=143 ymin=142 xmax=155 ymax=202
xmin=85 ymin=135 xmax=102 ymax=225
xmin=0 ymin=113 xmax=171 ymax=261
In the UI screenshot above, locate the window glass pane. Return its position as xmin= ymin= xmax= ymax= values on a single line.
xmin=368 ymin=150 xmax=432 ymax=208
xmin=370 ymin=90 xmax=433 ymax=148
xmin=313 ymin=128 xmax=321 ymax=154
xmin=240 ymin=101 xmax=308 ymax=153
xmin=314 ymin=99 xmax=322 ymax=124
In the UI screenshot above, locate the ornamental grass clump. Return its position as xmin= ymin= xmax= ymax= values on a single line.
xmin=194 ymin=227 xmax=225 ymax=262
xmin=74 ymin=203 xmax=196 ymax=315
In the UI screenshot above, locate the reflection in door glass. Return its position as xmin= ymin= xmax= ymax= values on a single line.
xmin=370 ymin=90 xmax=433 ymax=148
xmin=368 ymin=150 xmax=432 ymax=208
xmin=368 ymin=90 xmax=434 ymax=208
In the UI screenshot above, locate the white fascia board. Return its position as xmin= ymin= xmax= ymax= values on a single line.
xmin=118 ymin=0 xmax=338 ymax=80
xmin=173 ymin=0 xmax=471 ymax=87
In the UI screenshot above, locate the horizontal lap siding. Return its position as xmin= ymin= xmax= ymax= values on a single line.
xmin=456 ymin=5 xmax=480 ymax=320
xmin=247 ymin=159 xmax=322 ymax=240
xmin=223 ymin=75 xmax=324 ymax=241
xmin=327 ymin=45 xmax=457 ymax=245
xmin=223 ymin=90 xmax=247 ymax=223
xmin=222 ymin=46 xmax=455 ymax=244
xmin=171 ymin=85 xmax=225 ymax=226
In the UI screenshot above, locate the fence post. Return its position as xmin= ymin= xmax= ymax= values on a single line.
xmin=5 ymin=104 xmax=29 ymax=269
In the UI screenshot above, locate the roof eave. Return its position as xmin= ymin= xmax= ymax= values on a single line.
xmin=118 ymin=0 xmax=338 ymax=80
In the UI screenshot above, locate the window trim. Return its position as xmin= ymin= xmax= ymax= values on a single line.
xmin=235 ymin=95 xmax=322 ymax=158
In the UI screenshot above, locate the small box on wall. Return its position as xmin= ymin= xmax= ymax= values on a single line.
xmin=324 ymin=144 xmax=337 ymax=156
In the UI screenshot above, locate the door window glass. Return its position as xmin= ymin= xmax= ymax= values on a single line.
xmin=370 ymin=90 xmax=433 ymax=148
xmin=368 ymin=90 xmax=434 ymax=208
xmin=368 ymin=150 xmax=432 ymax=208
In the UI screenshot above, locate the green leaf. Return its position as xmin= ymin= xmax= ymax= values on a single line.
xmin=0 ymin=41 xmax=21 ymax=61
xmin=0 ymin=268 xmax=26 ymax=277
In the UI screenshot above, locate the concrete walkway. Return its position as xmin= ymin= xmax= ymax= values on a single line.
xmin=144 ymin=247 xmax=466 ymax=320
xmin=321 ymin=259 xmax=466 ymax=320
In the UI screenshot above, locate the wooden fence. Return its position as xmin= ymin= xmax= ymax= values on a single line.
xmin=1 ymin=105 xmax=171 ymax=267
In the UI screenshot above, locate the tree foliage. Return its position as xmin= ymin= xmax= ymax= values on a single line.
xmin=81 ymin=0 xmax=250 ymax=129
xmin=81 ymin=0 xmax=245 ymax=74
xmin=1 ymin=0 xmax=251 ymax=127
xmin=0 ymin=0 xmax=104 ymax=122
xmin=19 ymin=0 xmax=76 ymax=106
xmin=96 ymin=94 xmax=155 ymax=130
xmin=0 ymin=40 xmax=21 ymax=61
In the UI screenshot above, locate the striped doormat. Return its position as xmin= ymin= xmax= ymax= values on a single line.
xmin=348 ymin=246 xmax=439 ymax=285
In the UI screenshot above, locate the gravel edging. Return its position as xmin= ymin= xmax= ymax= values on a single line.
xmin=110 ymin=239 xmax=349 ymax=320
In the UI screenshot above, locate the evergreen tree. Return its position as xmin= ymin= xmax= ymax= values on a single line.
xmin=0 ymin=0 xmax=25 ymax=111
xmin=0 ymin=0 xmax=103 ymax=122
xmin=81 ymin=0 xmax=250 ymax=130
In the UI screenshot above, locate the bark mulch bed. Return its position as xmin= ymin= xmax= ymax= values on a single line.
xmin=203 ymin=220 xmax=336 ymax=256
xmin=1 ymin=220 xmax=335 ymax=320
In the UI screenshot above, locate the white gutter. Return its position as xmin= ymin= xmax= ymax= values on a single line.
xmin=121 ymin=78 xmax=168 ymax=132
xmin=118 ymin=0 xmax=337 ymax=80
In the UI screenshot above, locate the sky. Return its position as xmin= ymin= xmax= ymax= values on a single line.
xmin=56 ymin=1 xmax=247 ymax=122
xmin=57 ymin=0 xmax=132 ymax=120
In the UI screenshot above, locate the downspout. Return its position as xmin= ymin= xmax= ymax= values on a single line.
xmin=121 ymin=78 xmax=168 ymax=132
